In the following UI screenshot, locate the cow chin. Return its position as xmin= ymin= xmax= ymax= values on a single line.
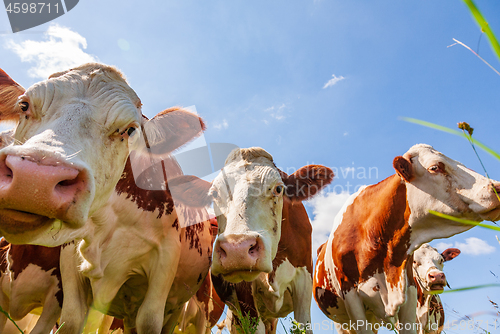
xmin=428 ymin=283 xmax=445 ymax=292
xmin=478 ymin=206 xmax=500 ymax=222
xmin=221 ymin=270 xmax=261 ymax=283
xmin=0 ymin=209 xmax=53 ymax=233
xmin=0 ymin=209 xmax=67 ymax=245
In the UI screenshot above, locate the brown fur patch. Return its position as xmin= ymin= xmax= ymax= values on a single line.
xmin=313 ymin=242 xmax=339 ymax=316
xmin=269 ymin=196 xmax=313 ymax=282
xmin=9 ymin=244 xmax=63 ymax=307
xmin=330 ymin=175 xmax=412 ymax=292
xmin=115 ymin=156 xmax=177 ymax=218
xmin=195 ymin=272 xmax=225 ymax=327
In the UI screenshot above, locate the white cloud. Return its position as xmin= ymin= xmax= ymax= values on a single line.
xmin=454 ymin=237 xmax=496 ymax=255
xmin=5 ymin=24 xmax=98 ymax=79
xmin=323 ymin=74 xmax=345 ymax=89
xmin=434 ymin=237 xmax=496 ymax=255
xmin=213 ymin=119 xmax=229 ymax=130
xmin=434 ymin=242 xmax=454 ymax=253
xmin=308 ymin=190 xmax=351 ymax=258
xmin=264 ymin=103 xmax=287 ymax=121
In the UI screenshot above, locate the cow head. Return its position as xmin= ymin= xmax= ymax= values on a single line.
xmin=0 ymin=64 xmax=204 ymax=246
xmin=413 ymin=243 xmax=460 ymax=293
xmin=171 ymin=147 xmax=333 ymax=283
xmin=393 ymin=144 xmax=500 ymax=245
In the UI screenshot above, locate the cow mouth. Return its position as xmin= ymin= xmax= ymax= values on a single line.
xmin=429 ymin=283 xmax=446 ymax=291
xmin=0 ymin=209 xmax=53 ymax=234
xmin=222 ymin=270 xmax=261 ymax=283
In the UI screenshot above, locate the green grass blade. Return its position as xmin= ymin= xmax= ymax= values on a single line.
xmin=440 ymin=283 xmax=500 ymax=294
xmin=0 ymin=305 xmax=23 ymax=333
xmin=429 ymin=210 xmax=500 ymax=232
xmin=463 ymin=0 xmax=500 ymax=61
xmin=401 ymin=117 xmax=500 ymax=162
xmin=53 ymin=323 xmax=65 ymax=334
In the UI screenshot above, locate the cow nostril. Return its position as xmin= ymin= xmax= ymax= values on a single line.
xmin=57 ymin=177 xmax=79 ymax=187
xmin=249 ymin=243 xmax=258 ymax=254
xmin=217 ymin=244 xmax=227 ymax=259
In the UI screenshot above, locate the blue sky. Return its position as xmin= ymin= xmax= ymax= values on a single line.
xmin=1 ymin=1 xmax=500 ymax=333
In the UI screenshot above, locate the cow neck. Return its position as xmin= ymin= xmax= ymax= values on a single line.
xmin=269 ymin=196 xmax=313 ymax=282
xmin=331 ymin=174 xmax=412 ymax=290
xmin=115 ymin=155 xmax=178 ymax=218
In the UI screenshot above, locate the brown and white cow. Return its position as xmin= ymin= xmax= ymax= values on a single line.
xmin=0 ymin=238 xmax=118 ymax=334
xmin=0 ymin=239 xmax=62 ymax=334
xmin=171 ymin=147 xmax=334 ymax=333
xmin=413 ymin=244 xmax=460 ymax=334
xmin=175 ymin=216 xmax=225 ymax=334
xmin=0 ymin=64 xmax=214 ymax=334
xmin=314 ymin=144 xmax=500 ymax=334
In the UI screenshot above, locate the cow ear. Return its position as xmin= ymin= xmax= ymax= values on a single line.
xmin=168 ymin=175 xmax=213 ymax=208
xmin=0 ymin=68 xmax=26 ymax=122
xmin=141 ymin=107 xmax=206 ymax=155
xmin=283 ymin=165 xmax=334 ymax=202
xmin=393 ymin=156 xmax=414 ymax=182
xmin=441 ymin=248 xmax=461 ymax=262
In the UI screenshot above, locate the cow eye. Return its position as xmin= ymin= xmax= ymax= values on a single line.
xmin=273 ymin=185 xmax=284 ymax=196
xmin=19 ymin=102 xmax=29 ymax=112
xmin=127 ymin=127 xmax=136 ymax=137
xmin=429 ymin=165 xmax=440 ymax=172
xmin=211 ymin=190 xmax=219 ymax=199
xmin=428 ymin=162 xmax=445 ymax=173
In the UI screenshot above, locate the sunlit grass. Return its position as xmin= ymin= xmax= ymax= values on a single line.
xmin=462 ymin=0 xmax=500 ymax=61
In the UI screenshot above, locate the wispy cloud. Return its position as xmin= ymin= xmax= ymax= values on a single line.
xmin=5 ymin=24 xmax=98 ymax=79
xmin=435 ymin=237 xmax=496 ymax=255
xmin=264 ymin=103 xmax=287 ymax=121
xmin=213 ymin=119 xmax=229 ymax=130
xmin=308 ymin=190 xmax=351 ymax=258
xmin=323 ymin=74 xmax=345 ymax=89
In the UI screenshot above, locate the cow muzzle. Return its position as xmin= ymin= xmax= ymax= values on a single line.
xmin=212 ymin=232 xmax=271 ymax=283
xmin=427 ymin=271 xmax=446 ymax=291
xmin=0 ymin=154 xmax=91 ymax=236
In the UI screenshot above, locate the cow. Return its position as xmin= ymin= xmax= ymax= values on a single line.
xmin=413 ymin=244 xmax=460 ymax=334
xmin=0 ymin=238 xmax=118 ymax=334
xmin=175 ymin=216 xmax=225 ymax=334
xmin=0 ymin=239 xmax=62 ymax=334
xmin=170 ymin=147 xmax=334 ymax=334
xmin=0 ymin=64 xmax=213 ymax=334
xmin=314 ymin=144 xmax=500 ymax=334
xmin=175 ymin=273 xmax=226 ymax=334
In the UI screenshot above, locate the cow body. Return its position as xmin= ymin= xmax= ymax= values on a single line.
xmin=175 ymin=217 xmax=225 ymax=334
xmin=413 ymin=244 xmax=460 ymax=334
xmin=176 ymin=271 xmax=225 ymax=334
xmin=0 ymin=239 xmax=62 ymax=334
xmin=172 ymin=147 xmax=333 ymax=333
xmin=0 ymin=64 xmax=211 ymax=334
xmin=314 ymin=144 xmax=500 ymax=334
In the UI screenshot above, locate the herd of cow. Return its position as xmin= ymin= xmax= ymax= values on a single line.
xmin=0 ymin=63 xmax=498 ymax=334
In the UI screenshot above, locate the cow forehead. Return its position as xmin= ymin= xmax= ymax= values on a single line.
xmin=213 ymin=159 xmax=282 ymax=196
xmin=406 ymin=144 xmax=451 ymax=166
xmin=24 ymin=64 xmax=141 ymax=127
xmin=414 ymin=244 xmax=442 ymax=266
xmin=213 ymin=148 xmax=282 ymax=194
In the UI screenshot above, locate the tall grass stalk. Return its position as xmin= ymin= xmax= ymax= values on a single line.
xmin=462 ymin=0 xmax=500 ymax=61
